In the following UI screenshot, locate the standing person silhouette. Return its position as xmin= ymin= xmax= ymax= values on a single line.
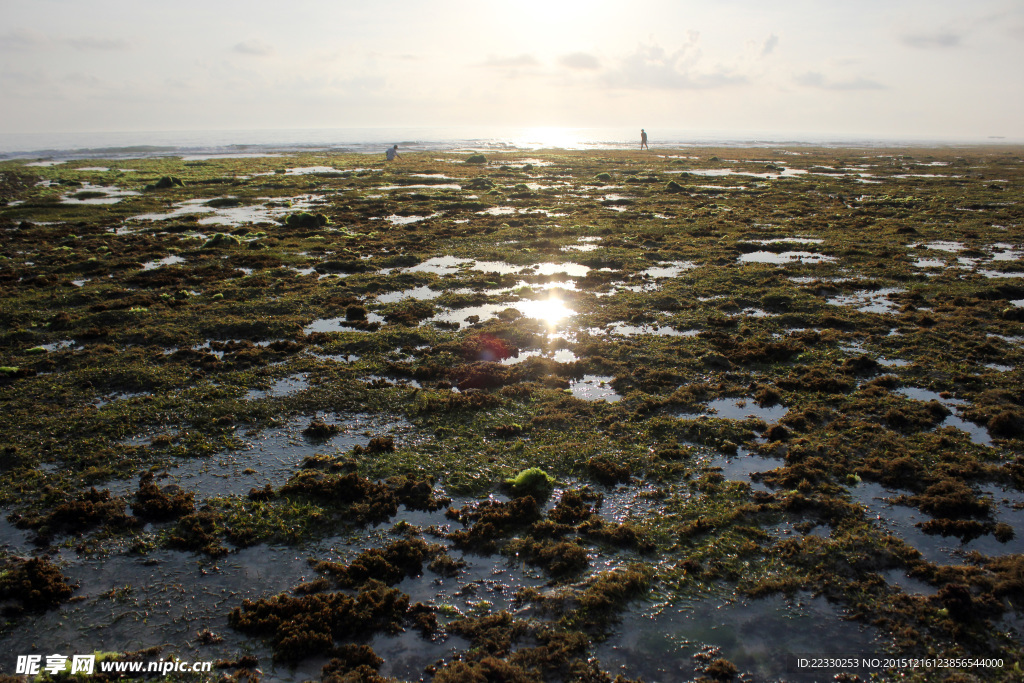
xmin=385 ymin=144 xmax=401 ymax=161
xmin=640 ymin=129 xmax=649 ymax=150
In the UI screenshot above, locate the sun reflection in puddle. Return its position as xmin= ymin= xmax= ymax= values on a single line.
xmin=514 ymin=297 xmax=574 ymax=325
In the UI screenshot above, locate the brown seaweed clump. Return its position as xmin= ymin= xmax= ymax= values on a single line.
xmin=132 ymin=472 xmax=195 ymax=521
xmin=312 ymin=538 xmax=440 ymax=588
xmin=229 ymin=579 xmax=427 ymax=663
xmin=435 ymin=611 xmax=646 ymax=682
xmin=586 ymin=456 xmax=632 ymax=487
xmin=23 ymin=487 xmax=137 ymax=540
xmin=302 ymin=419 xmax=341 ymax=440
xmin=166 ymin=510 xmax=227 ymax=556
xmin=0 ymin=556 xmax=77 ymax=614
xmin=280 ymin=470 xmax=449 ymax=525
xmin=445 ymin=496 xmax=543 ymax=552
xmin=544 ymin=490 xmax=656 ymax=553
xmin=506 ymin=538 xmax=590 ymax=578
xmin=321 ymin=644 xmax=387 ymax=683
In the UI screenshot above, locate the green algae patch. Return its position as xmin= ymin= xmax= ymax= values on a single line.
xmin=504 ymin=466 xmax=556 ymax=498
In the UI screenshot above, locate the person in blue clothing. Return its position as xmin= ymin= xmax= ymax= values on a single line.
xmin=385 ymin=144 xmax=402 ymax=161
xmin=640 ymin=129 xmax=649 ymax=150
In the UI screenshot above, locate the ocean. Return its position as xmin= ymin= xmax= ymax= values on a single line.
xmin=0 ymin=126 xmax=1008 ymax=161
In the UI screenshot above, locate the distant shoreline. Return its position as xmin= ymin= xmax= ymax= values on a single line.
xmin=2 ymin=127 xmax=1021 ymax=161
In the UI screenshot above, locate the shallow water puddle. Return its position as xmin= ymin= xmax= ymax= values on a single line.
xmin=563 ymin=237 xmax=603 ymax=252
xmin=140 ymin=254 xmax=185 ymax=270
xmin=852 ymin=481 xmax=974 ymax=564
xmin=921 ymin=241 xmax=966 ymax=253
xmin=60 ymin=183 xmax=141 ymax=204
xmin=303 ymin=313 xmax=386 ymax=333
xmin=380 ymin=213 xmax=443 ymax=225
xmin=245 ymin=374 xmax=310 ymax=400
xmin=378 ymin=184 xmax=463 ymax=191
xmin=708 ymin=447 xmax=782 ymax=492
xmin=279 ymin=166 xmax=338 ymax=174
xmin=477 ymin=206 xmax=566 ymax=217
xmin=746 ymin=237 xmax=823 ymax=245
xmin=372 ymin=630 xmax=471 ymax=682
xmin=732 ymin=307 xmax=774 ymax=318
xmin=895 ymin=387 xmax=992 ymax=446
xmin=589 ymin=322 xmax=698 ymax=337
xmin=882 ymin=568 xmax=938 ymax=596
xmin=114 ymin=414 xmax=415 ymax=499
xmin=852 ymin=480 xmax=1021 ymax=561
xmin=1 ymin=547 xmax=305 ymax=676
xmin=3 ymin=503 xmax=555 ymax=679
xmin=500 ymin=348 xmax=578 ymax=365
xmin=970 ymin=484 xmax=1024 ymax=557
xmin=310 ymin=352 xmax=361 ymax=363
xmin=677 ymin=167 xmax=808 ymax=179
xmin=429 ymin=304 xmax=505 ymax=327
xmin=569 ymin=375 xmax=621 ymax=402
xmin=641 ymin=261 xmax=697 ymax=278
xmin=133 ymin=195 xmax=320 ymax=226
xmin=94 ymin=391 xmax=150 ymax=408
xmin=990 ymin=243 xmax=1023 ymax=261
xmin=40 ymin=339 xmax=81 ymax=352
xmin=594 ymin=482 xmax=665 ymax=524
xmin=738 ymin=251 xmax=836 ymax=265
xmin=363 ymin=375 xmax=422 ymax=389
xmin=595 ymin=592 xmax=878 ymax=682
xmin=0 ymin=511 xmax=32 ymax=553
xmin=684 ymin=398 xmax=788 ymax=423
xmin=530 ymin=262 xmax=590 ymax=277
xmin=429 ymin=296 xmax=576 ymax=329
xmin=978 ymin=269 xmax=1024 ymax=279
xmin=376 ymin=285 xmax=444 ymax=303
xmin=827 ymin=287 xmax=905 ymax=314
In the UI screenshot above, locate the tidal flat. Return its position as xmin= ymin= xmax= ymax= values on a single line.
xmin=0 ymin=147 xmax=1022 ymax=682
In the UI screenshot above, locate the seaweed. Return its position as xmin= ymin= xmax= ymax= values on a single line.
xmin=0 ymin=556 xmax=77 ymax=614
xmin=229 ymin=579 xmax=419 ymax=663
xmin=132 ymin=472 xmax=195 ymax=521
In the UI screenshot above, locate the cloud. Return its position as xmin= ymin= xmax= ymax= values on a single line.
xmin=604 ymin=41 xmax=747 ymax=90
xmin=901 ymin=32 xmax=962 ymax=48
xmin=0 ymin=29 xmax=48 ymax=49
xmin=233 ymin=39 xmax=275 ymax=56
xmin=479 ymin=54 xmax=540 ymax=68
xmin=60 ymin=71 xmax=104 ymax=87
xmin=559 ymin=52 xmax=600 ymax=70
xmin=0 ymin=30 xmax=128 ymax=51
xmin=65 ymin=37 xmax=129 ymax=51
xmin=761 ymin=34 xmax=779 ymax=57
xmin=795 ymin=71 xmax=885 ymax=90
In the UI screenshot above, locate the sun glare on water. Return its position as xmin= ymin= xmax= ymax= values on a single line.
xmin=516 ymin=297 xmax=575 ymax=325
xmin=512 ymin=127 xmax=585 ymax=150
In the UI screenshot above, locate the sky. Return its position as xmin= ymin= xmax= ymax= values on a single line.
xmin=1 ymin=0 xmax=1022 ymax=141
